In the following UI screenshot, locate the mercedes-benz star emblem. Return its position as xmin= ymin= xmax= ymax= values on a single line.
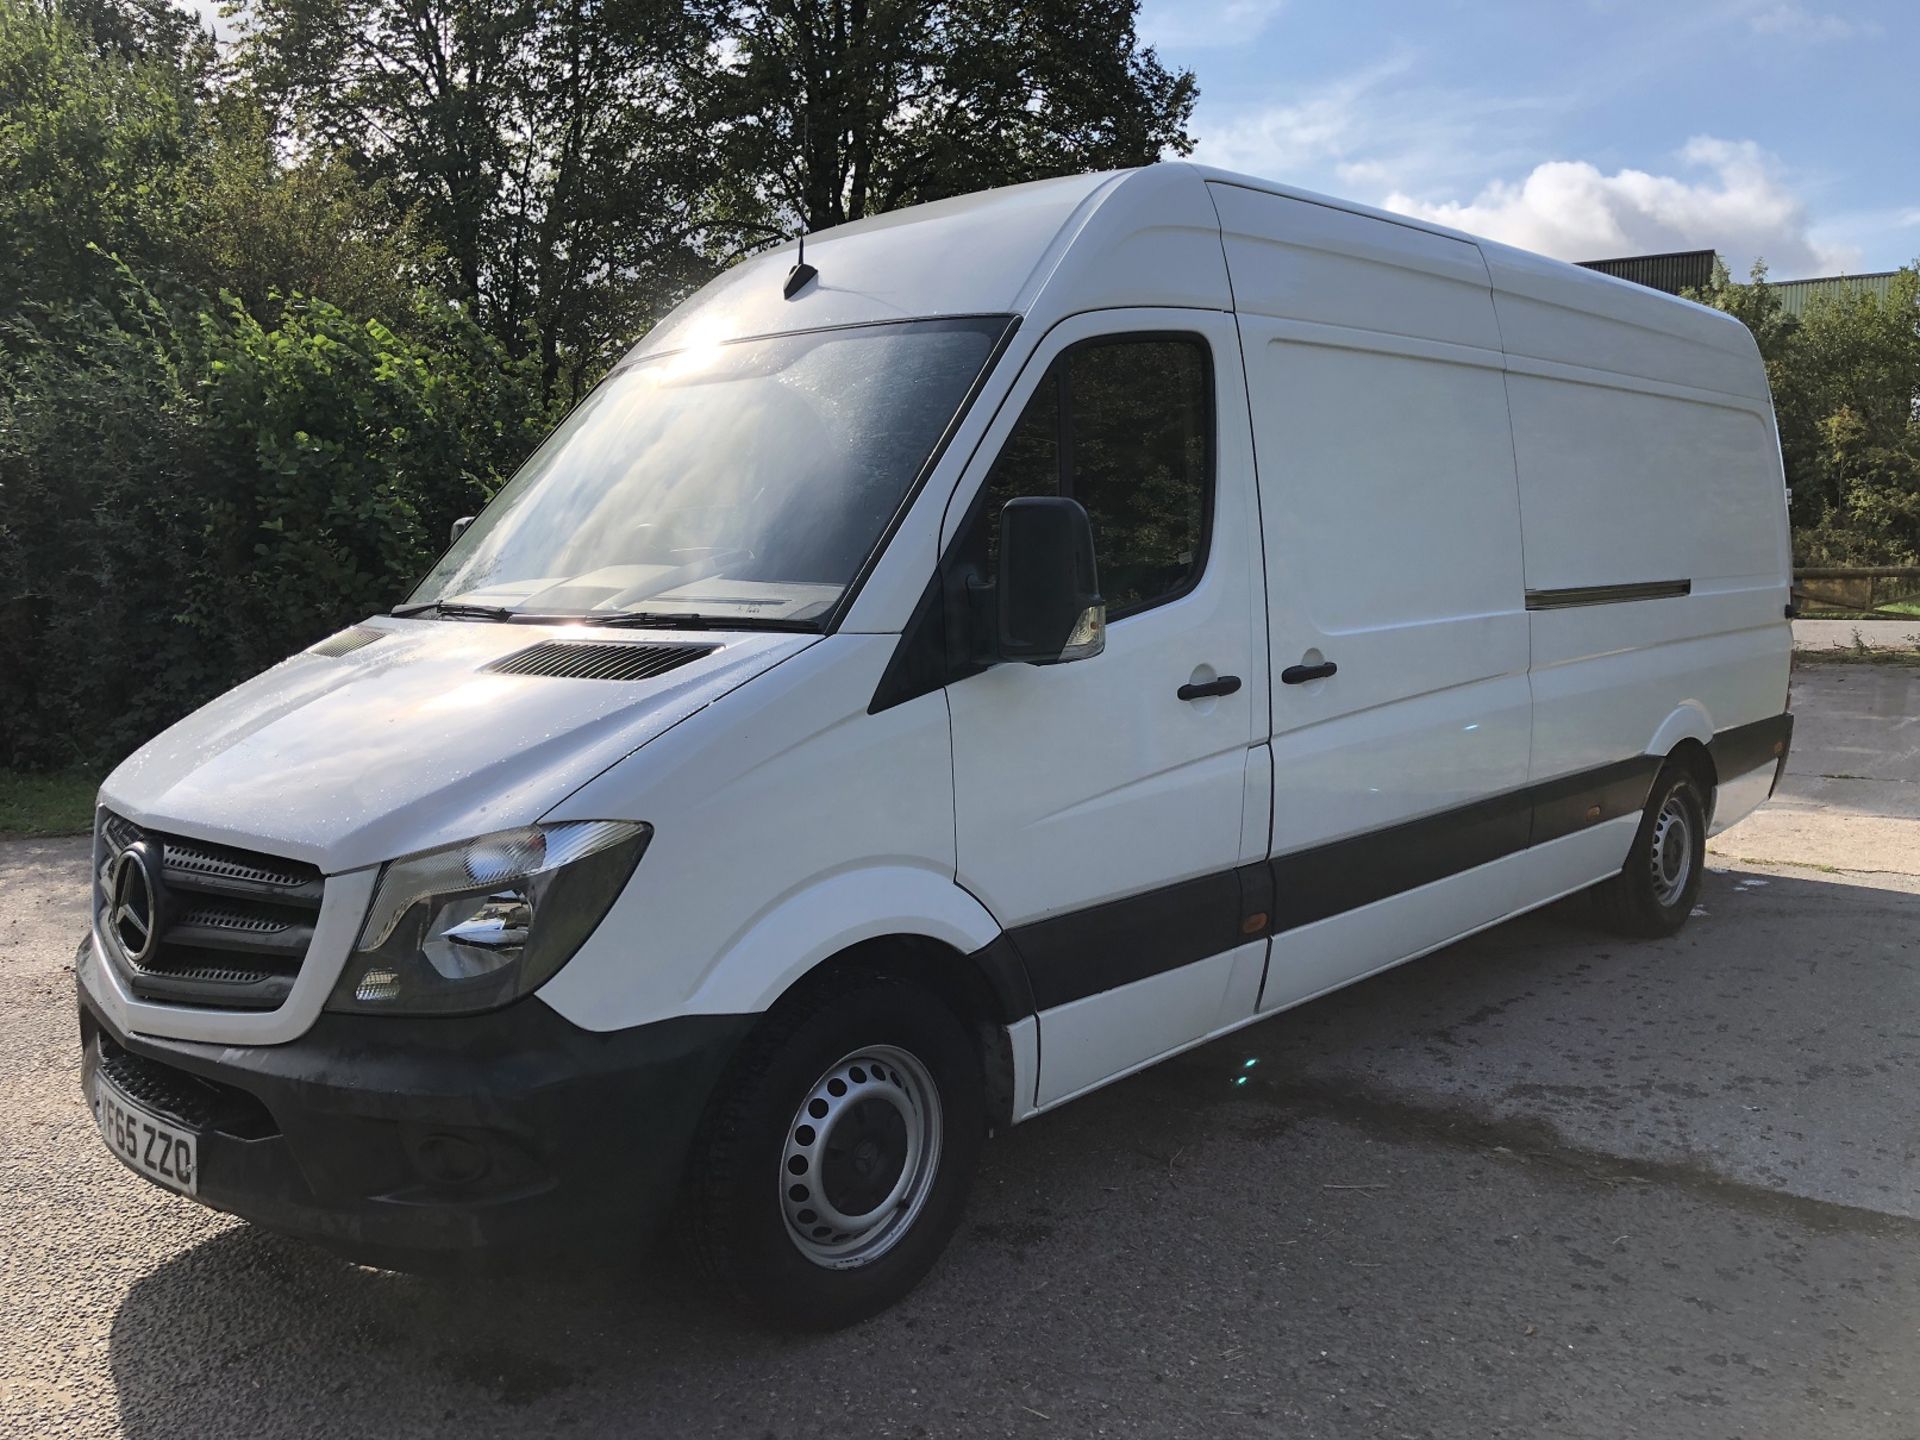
xmin=109 ymin=843 xmax=161 ymax=965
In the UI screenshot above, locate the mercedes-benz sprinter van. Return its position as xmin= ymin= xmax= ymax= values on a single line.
xmin=77 ymin=164 xmax=1793 ymax=1328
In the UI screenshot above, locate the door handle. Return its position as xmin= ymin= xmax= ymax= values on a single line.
xmin=1177 ymin=675 xmax=1242 ymax=701
xmin=1280 ymin=661 xmax=1337 ymax=685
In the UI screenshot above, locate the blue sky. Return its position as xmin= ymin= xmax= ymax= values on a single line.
xmin=1141 ymin=0 xmax=1917 ymax=278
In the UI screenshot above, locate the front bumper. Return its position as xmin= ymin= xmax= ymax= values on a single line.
xmin=77 ymin=954 xmax=751 ymax=1269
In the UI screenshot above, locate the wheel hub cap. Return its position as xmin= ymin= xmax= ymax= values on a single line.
xmin=1649 ymin=792 xmax=1694 ymax=908
xmin=780 ymin=1045 xmax=942 ymax=1269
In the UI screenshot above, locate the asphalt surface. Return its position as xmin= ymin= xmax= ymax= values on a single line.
xmin=3 ymin=663 xmax=1918 ymax=1439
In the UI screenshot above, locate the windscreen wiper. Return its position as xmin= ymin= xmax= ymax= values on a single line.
xmin=586 ymin=611 xmax=814 ymax=632
xmin=390 ymin=600 xmax=518 ymax=621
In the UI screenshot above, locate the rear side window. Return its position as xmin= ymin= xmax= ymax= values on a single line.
xmin=972 ymin=335 xmax=1213 ymax=617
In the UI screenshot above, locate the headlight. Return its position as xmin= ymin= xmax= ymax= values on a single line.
xmin=328 ymin=820 xmax=651 ymax=1016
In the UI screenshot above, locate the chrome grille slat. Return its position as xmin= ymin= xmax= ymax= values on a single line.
xmin=158 ymin=836 xmax=323 ymax=908
xmin=176 ymin=904 xmax=290 ymax=934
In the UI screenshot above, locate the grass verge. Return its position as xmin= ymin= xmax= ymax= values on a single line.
xmin=1798 ymin=604 xmax=1920 ymax=620
xmin=1793 ymin=647 xmax=1920 ymax=667
xmin=0 ymin=770 xmax=98 ymax=838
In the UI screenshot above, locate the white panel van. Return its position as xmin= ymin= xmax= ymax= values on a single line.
xmin=77 ymin=165 xmax=1794 ymax=1327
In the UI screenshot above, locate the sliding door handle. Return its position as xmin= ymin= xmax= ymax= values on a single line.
xmin=1177 ymin=675 xmax=1242 ymax=701
xmin=1281 ymin=661 xmax=1337 ymax=685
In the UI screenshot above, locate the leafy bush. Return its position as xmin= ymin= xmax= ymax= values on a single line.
xmin=0 ymin=275 xmax=549 ymax=768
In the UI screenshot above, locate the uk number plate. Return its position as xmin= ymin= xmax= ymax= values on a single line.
xmin=92 ymin=1072 xmax=198 ymax=1196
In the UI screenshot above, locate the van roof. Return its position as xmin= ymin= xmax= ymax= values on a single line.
xmin=632 ymin=163 xmax=1761 ymax=399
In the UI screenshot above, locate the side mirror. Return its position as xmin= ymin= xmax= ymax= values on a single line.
xmin=985 ymin=496 xmax=1105 ymax=665
xmin=449 ymin=515 xmax=475 ymax=547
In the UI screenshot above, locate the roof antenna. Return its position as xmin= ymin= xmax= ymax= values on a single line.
xmin=783 ymin=114 xmax=818 ymax=300
xmin=784 ymin=228 xmax=816 ymax=300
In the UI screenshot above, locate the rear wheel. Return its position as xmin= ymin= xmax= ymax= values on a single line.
xmin=687 ymin=976 xmax=984 ymax=1329
xmin=1593 ymin=764 xmax=1709 ymax=937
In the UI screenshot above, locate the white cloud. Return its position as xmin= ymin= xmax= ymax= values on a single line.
xmin=1381 ymin=137 xmax=1859 ymax=277
xmin=1746 ymin=3 xmax=1879 ymax=41
xmin=1139 ymin=0 xmax=1286 ymax=48
xmin=1189 ymin=57 xmax=1549 ymax=196
xmin=1192 ymin=59 xmax=1403 ymax=174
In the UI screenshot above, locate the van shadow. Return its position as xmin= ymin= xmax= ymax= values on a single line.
xmin=106 ymin=865 xmax=1919 ymax=1438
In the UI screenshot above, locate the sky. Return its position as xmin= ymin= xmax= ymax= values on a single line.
xmin=1140 ymin=0 xmax=1917 ymax=278
xmin=173 ymin=0 xmax=1914 ymax=278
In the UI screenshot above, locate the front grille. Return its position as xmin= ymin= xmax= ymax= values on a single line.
xmin=485 ymin=639 xmax=718 ymax=682
xmin=94 ymin=812 xmax=324 ymax=1012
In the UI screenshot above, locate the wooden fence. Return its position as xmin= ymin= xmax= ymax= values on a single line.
xmin=1792 ymin=567 xmax=1920 ymax=615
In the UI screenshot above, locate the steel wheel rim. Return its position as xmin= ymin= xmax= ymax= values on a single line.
xmin=779 ymin=1044 xmax=942 ymax=1270
xmin=1649 ymin=791 xmax=1694 ymax=908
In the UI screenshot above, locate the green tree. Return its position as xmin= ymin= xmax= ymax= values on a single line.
xmin=238 ymin=0 xmax=721 ymax=398
xmin=1690 ymin=260 xmax=1920 ymax=566
xmin=0 ymin=0 xmax=199 ymax=317
xmin=1791 ymin=269 xmax=1920 ymax=565
xmin=190 ymin=91 xmax=434 ymax=327
xmin=709 ymin=0 xmax=1196 ymax=232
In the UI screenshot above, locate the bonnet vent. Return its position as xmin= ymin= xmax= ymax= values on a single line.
xmin=306 ymin=625 xmax=387 ymax=658
xmin=485 ymin=640 xmax=719 ymax=682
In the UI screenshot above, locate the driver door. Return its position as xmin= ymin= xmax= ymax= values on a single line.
xmin=941 ymin=310 xmax=1268 ymax=1108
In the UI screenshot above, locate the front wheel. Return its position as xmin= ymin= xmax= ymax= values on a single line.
xmin=1592 ymin=764 xmax=1710 ymax=937
xmin=687 ymin=976 xmax=984 ymax=1329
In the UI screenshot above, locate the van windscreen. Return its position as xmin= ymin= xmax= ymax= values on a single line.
xmin=406 ymin=315 xmax=1011 ymax=628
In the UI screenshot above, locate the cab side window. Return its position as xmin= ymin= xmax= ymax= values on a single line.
xmin=974 ymin=335 xmax=1212 ymax=618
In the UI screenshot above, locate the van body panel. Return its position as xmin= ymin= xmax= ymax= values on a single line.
xmin=1505 ymin=319 xmax=1792 ymax=793
xmin=1208 ymin=183 xmax=1502 ymax=351
xmin=1477 ymin=237 xmax=1768 ymax=401
xmin=1529 ymin=619 xmax=1791 ymax=792
xmin=536 ymin=634 xmax=967 ymax=1031
xmin=1019 ymin=163 xmax=1233 ymax=320
xmin=1505 ymin=374 xmax=1784 ymax=593
xmin=97 ymin=619 xmax=814 ymax=874
xmin=1031 ymin=939 xmax=1265 ymax=1108
xmin=1712 ymin=760 xmax=1779 ymax=837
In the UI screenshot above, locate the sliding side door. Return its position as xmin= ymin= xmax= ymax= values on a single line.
xmin=1210 ymin=183 xmax=1536 ymax=1009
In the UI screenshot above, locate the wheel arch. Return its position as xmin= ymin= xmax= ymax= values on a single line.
xmin=683 ymin=866 xmax=1034 ymax=1129
xmin=1645 ymin=703 xmax=1719 ymax=822
xmin=1646 ymin=700 xmax=1715 ymax=768
xmin=763 ymin=933 xmax=1034 ymax=1131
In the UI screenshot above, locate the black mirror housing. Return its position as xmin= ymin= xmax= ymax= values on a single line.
xmin=450 ymin=515 xmax=476 ymax=548
xmin=986 ymin=496 xmax=1105 ymax=665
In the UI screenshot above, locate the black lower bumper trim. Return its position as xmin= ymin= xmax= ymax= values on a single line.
xmin=1708 ymin=709 xmax=1794 ymax=791
xmin=77 ymin=968 xmax=752 ymax=1268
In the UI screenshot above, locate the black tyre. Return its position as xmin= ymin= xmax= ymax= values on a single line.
xmin=1592 ymin=763 xmax=1710 ymax=938
xmin=687 ymin=975 xmax=984 ymax=1330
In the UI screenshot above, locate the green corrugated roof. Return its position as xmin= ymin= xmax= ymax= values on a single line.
xmin=1576 ymin=250 xmax=1717 ymax=295
xmin=1768 ymin=271 xmax=1899 ymax=318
